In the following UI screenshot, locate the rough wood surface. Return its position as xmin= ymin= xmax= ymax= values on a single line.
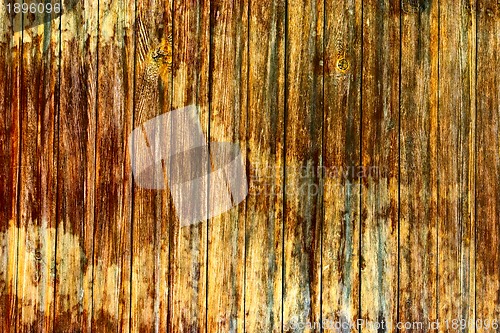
xmin=0 ymin=4 xmax=20 ymax=333
xmin=245 ymin=0 xmax=285 ymax=331
xmin=169 ymin=0 xmax=209 ymax=331
xmin=360 ymin=1 xmax=400 ymax=332
xmin=16 ymin=5 xmax=60 ymax=332
xmin=476 ymin=2 xmax=497 ymax=333
xmin=399 ymin=0 xmax=438 ymax=331
xmin=92 ymin=0 xmax=134 ymax=330
xmin=55 ymin=0 xmax=98 ymax=332
xmin=322 ymin=0 xmax=361 ymax=330
xmin=282 ymin=0 xmax=323 ymax=331
xmin=206 ymin=1 xmax=247 ymax=331
xmin=130 ymin=0 xmax=172 ymax=331
xmin=1 ymin=1 xmax=500 ymax=332
xmin=437 ymin=1 xmax=475 ymax=331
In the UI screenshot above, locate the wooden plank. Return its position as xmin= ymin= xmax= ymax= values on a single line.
xmin=91 ymin=0 xmax=134 ymax=330
xmin=206 ymin=0 xmax=248 ymax=331
xmin=322 ymin=0 xmax=361 ymax=329
xmin=0 ymin=4 xmax=21 ymax=332
xmin=475 ymin=2 xmax=499 ymax=333
xmin=244 ymin=0 xmax=285 ymax=331
xmin=399 ymin=0 xmax=438 ymax=331
xmin=54 ymin=0 xmax=98 ymax=331
xmin=130 ymin=0 xmax=172 ymax=331
xmin=437 ymin=1 xmax=475 ymax=330
xmin=360 ymin=0 xmax=400 ymax=331
xmin=168 ymin=0 xmax=210 ymax=331
xmin=282 ymin=0 xmax=323 ymax=331
xmin=16 ymin=3 xmax=61 ymax=332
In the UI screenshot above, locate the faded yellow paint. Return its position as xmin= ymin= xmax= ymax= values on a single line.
xmin=0 ymin=222 xmax=19 ymax=302
xmin=0 ymin=225 xmax=164 ymax=328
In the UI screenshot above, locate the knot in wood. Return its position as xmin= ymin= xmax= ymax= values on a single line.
xmin=336 ymin=57 xmax=350 ymax=72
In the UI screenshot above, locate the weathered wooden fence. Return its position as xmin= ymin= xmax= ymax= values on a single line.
xmin=0 ymin=0 xmax=498 ymax=332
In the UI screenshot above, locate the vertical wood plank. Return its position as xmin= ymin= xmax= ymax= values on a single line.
xmin=245 ymin=0 xmax=285 ymax=331
xmin=168 ymin=0 xmax=210 ymax=331
xmin=130 ymin=0 xmax=172 ymax=331
xmin=322 ymin=0 xmax=361 ymax=329
xmin=16 ymin=4 xmax=61 ymax=332
xmin=0 ymin=4 xmax=21 ymax=332
xmin=399 ymin=0 xmax=438 ymax=331
xmin=360 ymin=0 xmax=400 ymax=331
xmin=55 ymin=0 xmax=98 ymax=330
xmin=437 ymin=1 xmax=475 ymax=330
xmin=207 ymin=0 xmax=248 ymax=331
xmin=92 ymin=0 xmax=134 ymax=330
xmin=283 ymin=0 xmax=324 ymax=331
xmin=475 ymin=2 xmax=499 ymax=332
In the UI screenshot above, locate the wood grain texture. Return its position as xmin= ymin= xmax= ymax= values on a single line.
xmin=399 ymin=0 xmax=438 ymax=331
xmin=1 ymin=1 xmax=500 ymax=332
xmin=16 ymin=4 xmax=61 ymax=332
xmin=130 ymin=0 xmax=172 ymax=331
xmin=437 ymin=1 xmax=475 ymax=331
xmin=207 ymin=0 xmax=248 ymax=331
xmin=360 ymin=1 xmax=400 ymax=331
xmin=283 ymin=0 xmax=323 ymax=331
xmin=322 ymin=0 xmax=362 ymax=330
xmin=169 ymin=0 xmax=210 ymax=331
xmin=476 ymin=1 xmax=498 ymax=332
xmin=92 ymin=0 xmax=134 ymax=330
xmin=245 ymin=0 xmax=285 ymax=331
xmin=55 ymin=0 xmax=98 ymax=331
xmin=0 ymin=4 xmax=21 ymax=332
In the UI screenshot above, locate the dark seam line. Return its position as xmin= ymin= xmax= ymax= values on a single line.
xmin=243 ymin=0 xmax=250 ymax=332
xmin=473 ymin=1 xmax=478 ymax=332
xmin=436 ymin=0 xmax=440 ymax=327
xmin=396 ymin=1 xmax=402 ymax=333
xmin=281 ymin=0 xmax=288 ymax=331
xmin=52 ymin=2 xmax=63 ymax=328
xmin=358 ymin=0 xmax=364 ymax=332
xmin=167 ymin=5 xmax=175 ymax=332
xmin=90 ymin=0 xmax=100 ymax=329
xmin=191 ymin=3 xmax=208 ymax=328
xmin=206 ymin=1 xmax=213 ymax=332
xmin=459 ymin=3 xmax=465 ymax=323
xmin=127 ymin=0 xmax=137 ymax=331
xmin=458 ymin=108 xmax=463 ymax=323
xmin=319 ymin=0 xmax=325 ymax=331
xmin=13 ymin=5 xmax=24 ymax=333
